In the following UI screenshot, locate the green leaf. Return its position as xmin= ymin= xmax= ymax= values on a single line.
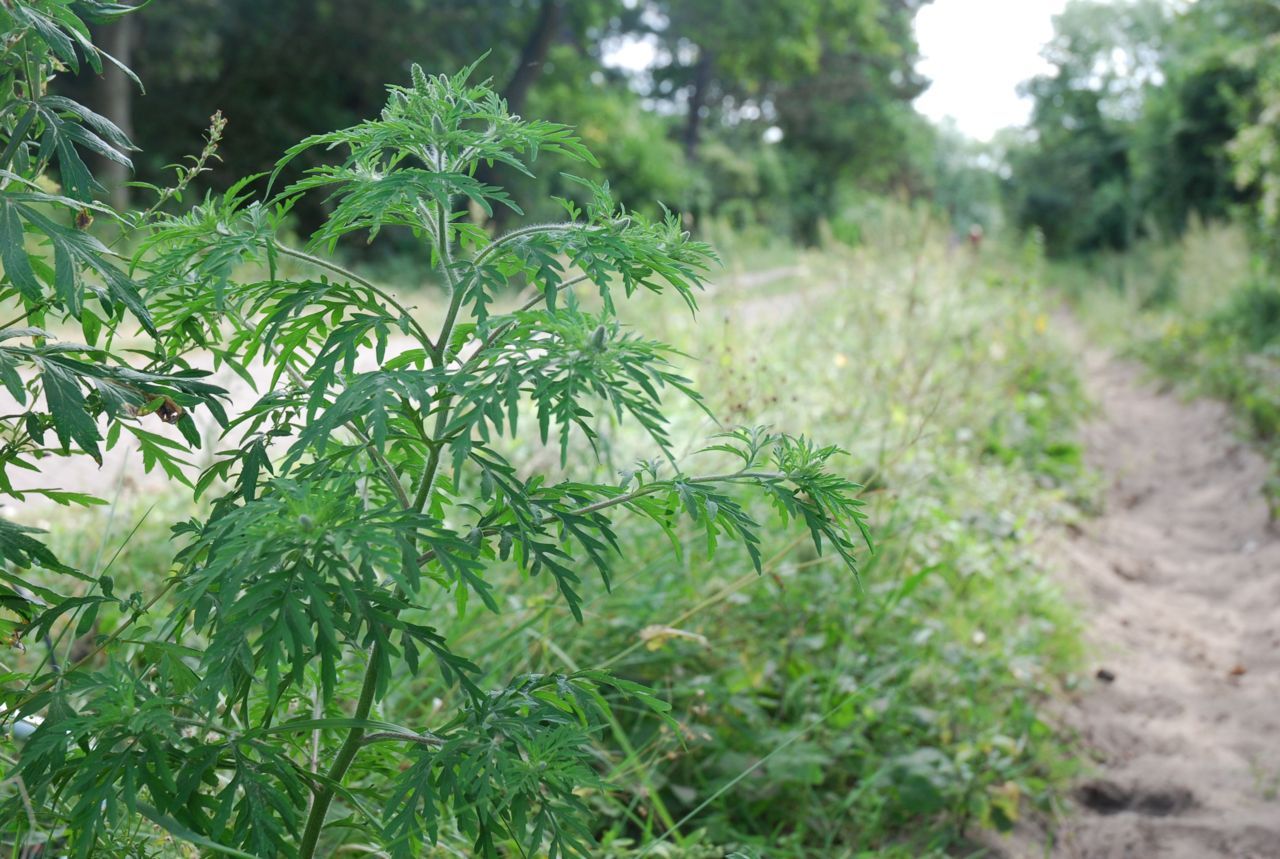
xmin=0 ymin=199 xmax=40 ymax=301
xmin=34 ymin=354 xmax=101 ymax=458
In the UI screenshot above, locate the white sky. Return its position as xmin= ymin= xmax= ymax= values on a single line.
xmin=604 ymin=0 xmax=1074 ymax=142
xmin=914 ymin=0 xmax=1071 ymax=140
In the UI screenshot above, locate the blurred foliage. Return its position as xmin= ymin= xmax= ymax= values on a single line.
xmin=1008 ymin=0 xmax=1280 ymax=260
xmin=56 ymin=0 xmax=965 ymax=245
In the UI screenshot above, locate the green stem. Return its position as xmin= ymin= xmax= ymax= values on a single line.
xmin=413 ymin=470 xmax=788 ymax=565
xmin=411 ymin=417 xmax=448 ymax=514
xmin=471 ymin=221 xmax=599 ymax=268
xmin=304 ymin=195 xmax=464 ymax=850
xmin=411 ymin=199 xmax=467 ymax=511
xmin=569 ymin=471 xmax=787 ymax=516
xmin=297 ymin=643 xmax=382 ymax=859
xmin=0 ymin=300 xmax=46 ymax=331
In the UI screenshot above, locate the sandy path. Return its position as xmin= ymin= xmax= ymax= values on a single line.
xmin=1050 ymin=345 xmax=1280 ymax=857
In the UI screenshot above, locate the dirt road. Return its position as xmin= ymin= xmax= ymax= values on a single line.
xmin=1050 ymin=346 xmax=1280 ymax=857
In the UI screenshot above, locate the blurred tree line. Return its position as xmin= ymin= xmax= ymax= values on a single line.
xmin=66 ymin=0 xmax=1007 ymax=247
xmin=1007 ymin=0 xmax=1280 ymax=262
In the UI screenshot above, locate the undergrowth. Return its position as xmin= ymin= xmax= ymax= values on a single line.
xmin=14 ymin=224 xmax=1090 ymax=857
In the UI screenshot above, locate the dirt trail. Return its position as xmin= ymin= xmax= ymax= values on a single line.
xmin=1050 ymin=345 xmax=1280 ymax=857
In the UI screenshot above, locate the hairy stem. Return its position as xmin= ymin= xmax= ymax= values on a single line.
xmin=0 ymin=301 xmax=45 ymax=331
xmin=360 ymin=730 xmax=444 ymax=748
xmin=412 ymin=199 xmax=468 ymax=511
xmin=569 ymin=471 xmax=787 ymax=516
xmin=310 ymin=196 xmax=465 ymax=849
xmin=274 ymin=242 xmax=436 ymax=352
xmin=413 ymin=470 xmax=788 ymax=565
xmin=297 ymin=643 xmax=381 ymax=859
xmin=471 ymin=221 xmax=599 ymax=268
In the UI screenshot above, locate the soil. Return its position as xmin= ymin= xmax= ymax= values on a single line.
xmin=997 ymin=344 xmax=1280 ymax=858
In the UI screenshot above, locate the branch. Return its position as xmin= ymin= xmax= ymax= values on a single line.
xmin=273 ymin=242 xmax=436 ymax=352
xmin=360 ymin=730 xmax=444 ymax=749
xmin=472 ymin=221 xmax=599 ymax=268
xmin=414 ymin=470 xmax=788 ymax=565
xmin=568 ymin=471 xmax=788 ymax=517
xmin=298 ymin=645 xmax=382 ymax=859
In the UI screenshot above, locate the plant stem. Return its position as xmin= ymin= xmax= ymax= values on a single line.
xmin=273 ymin=243 xmax=436 ymax=352
xmin=411 ymin=199 xmax=467 ymax=511
xmin=0 ymin=298 xmax=50 ymax=331
xmin=360 ymin=730 xmax=443 ymax=748
xmin=306 ymin=196 xmax=464 ymax=850
xmin=569 ymin=471 xmax=787 ymax=516
xmin=471 ymin=221 xmax=599 ymax=267
xmin=297 ymin=643 xmax=382 ymax=859
xmin=413 ymin=471 xmax=788 ymax=565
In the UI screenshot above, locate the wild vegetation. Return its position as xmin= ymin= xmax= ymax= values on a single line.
xmin=2 ymin=0 xmax=1280 ymax=857
xmin=1012 ymin=0 xmax=1280 ymax=485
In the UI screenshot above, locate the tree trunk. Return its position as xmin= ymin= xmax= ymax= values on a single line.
xmin=504 ymin=0 xmax=565 ymax=118
xmin=682 ymin=51 xmax=714 ymax=161
xmin=93 ymin=12 xmax=136 ymax=211
xmin=478 ymin=0 xmax=565 ymax=231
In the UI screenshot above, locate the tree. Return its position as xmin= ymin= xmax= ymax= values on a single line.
xmin=71 ymin=1 xmax=618 ymax=210
xmin=641 ymin=0 xmax=924 ymax=160
xmin=1008 ymin=0 xmax=1280 ymax=257
xmin=1008 ymin=0 xmax=1172 ymax=253
xmin=771 ymin=0 xmax=934 ymax=241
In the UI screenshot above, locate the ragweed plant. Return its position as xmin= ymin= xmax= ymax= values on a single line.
xmin=6 ymin=60 xmax=868 ymax=858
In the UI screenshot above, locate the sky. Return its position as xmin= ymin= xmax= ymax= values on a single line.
xmin=913 ymin=0 xmax=1071 ymax=140
xmin=604 ymin=0 xmax=1073 ymax=142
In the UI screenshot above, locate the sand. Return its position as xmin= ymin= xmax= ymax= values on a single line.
xmin=1022 ymin=344 xmax=1280 ymax=858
